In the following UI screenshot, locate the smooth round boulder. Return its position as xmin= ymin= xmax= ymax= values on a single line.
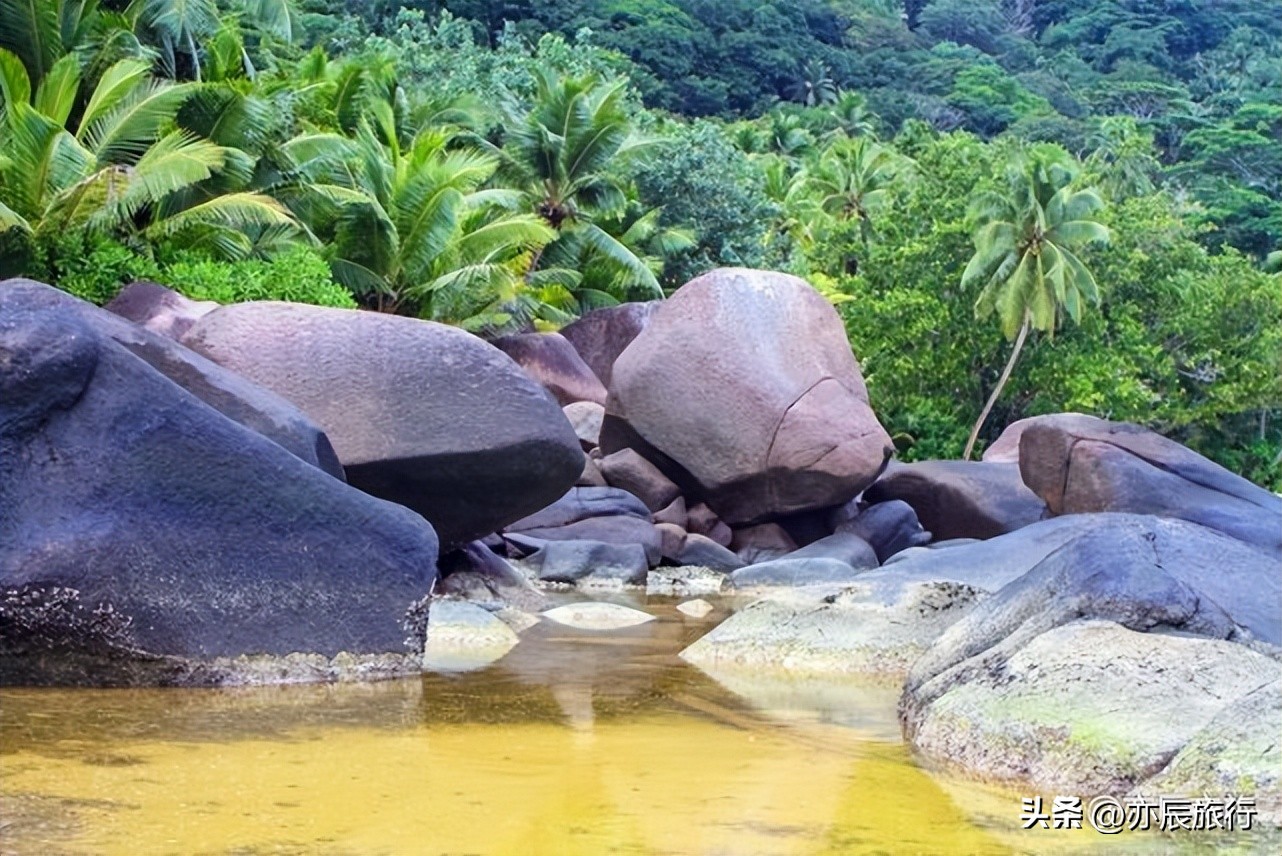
xmin=183 ymin=302 xmax=583 ymax=546
xmin=0 ymin=305 xmax=439 ymax=686
xmin=491 ymin=332 xmax=608 ymax=406
xmin=598 ymin=448 xmax=682 ymax=512
xmin=563 ymin=401 xmax=604 ymax=450
xmin=602 ymin=268 xmax=893 ymax=525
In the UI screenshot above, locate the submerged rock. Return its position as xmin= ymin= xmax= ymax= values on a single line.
xmin=541 ymin=602 xmax=656 ymax=630
xmin=682 ymin=578 xmax=984 ymax=678
xmin=183 ymin=301 xmax=583 ymax=546
xmin=602 ymin=268 xmax=892 ymax=525
xmin=422 ymin=600 xmax=520 ymax=672
xmin=676 ymin=599 xmax=715 ymax=618
xmin=0 ymin=303 xmax=439 ymax=686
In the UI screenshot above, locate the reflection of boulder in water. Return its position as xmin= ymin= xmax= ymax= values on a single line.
xmin=0 ymin=680 xmax=428 ymax=758
xmin=418 ymin=602 xmax=743 ymax=728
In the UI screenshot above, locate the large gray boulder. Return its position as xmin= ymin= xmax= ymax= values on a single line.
xmin=901 ymin=514 xmax=1281 ymax=795
xmin=602 ymin=269 xmax=893 ymax=525
xmin=183 ymin=302 xmax=584 ymax=546
xmin=864 ymin=460 xmax=1046 ymax=540
xmin=0 ymin=303 xmax=439 ymax=687
xmin=1015 ymin=414 xmax=1282 ymax=555
xmin=491 ymin=332 xmax=608 ymax=406
xmin=558 ymin=301 xmax=659 ymax=388
xmin=1 ymin=279 xmax=343 ymax=477
xmin=905 ymin=620 xmax=1281 ymax=794
xmin=524 ymin=540 xmax=649 ymax=586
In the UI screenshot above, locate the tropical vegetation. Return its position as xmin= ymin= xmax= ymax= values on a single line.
xmin=0 ymin=0 xmax=1277 ymax=486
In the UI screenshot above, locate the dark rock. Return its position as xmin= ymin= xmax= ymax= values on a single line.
xmin=676 ymin=534 xmax=746 ymax=572
xmin=655 ymin=522 xmax=688 ymax=561
xmin=598 ymin=448 xmax=682 ymax=512
xmin=774 ymin=508 xmax=837 ymax=548
xmin=183 ymin=301 xmax=583 ymax=547
xmin=686 ymin=503 xmax=732 ymax=547
xmin=1 ymin=279 xmax=343 ymax=478
xmin=730 ymin=523 xmax=798 ymax=564
xmin=491 ymin=332 xmax=608 ymax=406
xmin=559 ymin=301 xmax=659 ymax=388
xmin=525 ymin=541 xmax=649 ymax=586
xmin=1017 ymin=415 xmax=1282 ymax=554
xmin=438 ymin=542 xmax=545 ymax=611
xmin=0 ymin=304 xmax=438 ymax=686
xmin=104 ymin=281 xmax=218 ymax=340
xmin=602 ymin=269 xmax=893 ymax=525
xmin=514 ymin=517 xmax=661 ymax=567
xmin=576 ymin=456 xmax=608 ymax=487
xmin=563 ymin=401 xmax=604 ymax=450
xmin=651 ymin=496 xmax=687 ymax=528
xmin=833 ymin=500 xmax=932 ymax=562
xmin=865 ymin=460 xmax=1046 ymax=540
xmin=506 ymin=487 xmax=650 ymax=531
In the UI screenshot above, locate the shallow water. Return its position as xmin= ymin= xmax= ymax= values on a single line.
xmin=0 ymin=596 xmax=1271 ymax=855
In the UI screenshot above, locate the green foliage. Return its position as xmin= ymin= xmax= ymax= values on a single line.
xmin=159 ymin=245 xmax=356 ymax=306
xmin=0 ymin=0 xmax=1276 ymax=484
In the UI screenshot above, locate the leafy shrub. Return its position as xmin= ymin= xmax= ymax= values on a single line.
xmin=157 ymin=248 xmax=357 ymax=308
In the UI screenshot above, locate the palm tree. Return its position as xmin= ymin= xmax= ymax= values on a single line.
xmin=826 ymin=91 xmax=878 ymax=140
xmin=790 ymin=59 xmax=837 ymax=107
xmin=319 ymin=123 xmax=555 ymax=323
xmin=1085 ymin=116 xmax=1159 ymax=201
xmin=0 ymin=50 xmax=292 ymax=256
xmin=501 ymin=67 xmax=660 ymax=300
xmin=805 ymin=136 xmax=908 ymax=245
xmin=960 ymin=151 xmax=1110 ymax=459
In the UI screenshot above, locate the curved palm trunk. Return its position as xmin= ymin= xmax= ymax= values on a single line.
xmin=963 ymin=312 xmax=1031 ymax=461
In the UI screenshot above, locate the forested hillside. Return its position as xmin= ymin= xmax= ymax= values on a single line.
xmin=1 ymin=0 xmax=1278 ymax=484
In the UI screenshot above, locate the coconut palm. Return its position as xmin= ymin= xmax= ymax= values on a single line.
xmin=790 ymin=59 xmax=837 ymax=107
xmin=501 ymin=67 xmax=661 ymax=299
xmin=805 ymin=136 xmax=908 ymax=245
xmin=0 ymin=50 xmax=292 ymax=256
xmin=960 ymin=151 xmax=1110 ymax=459
xmin=320 ymin=123 xmax=555 ymax=323
xmin=826 ymin=91 xmax=878 ymax=140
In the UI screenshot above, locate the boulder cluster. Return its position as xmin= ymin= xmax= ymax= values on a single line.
xmin=2 ymin=267 xmax=1279 ymax=820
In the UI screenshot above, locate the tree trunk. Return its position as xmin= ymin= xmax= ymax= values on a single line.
xmin=963 ymin=313 xmax=1031 ymax=461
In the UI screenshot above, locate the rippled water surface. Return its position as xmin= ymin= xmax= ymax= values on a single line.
xmin=0 ymin=596 xmax=1270 ymax=855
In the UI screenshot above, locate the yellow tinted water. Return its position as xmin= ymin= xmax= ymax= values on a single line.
xmin=0 ymin=598 xmax=1265 ymax=855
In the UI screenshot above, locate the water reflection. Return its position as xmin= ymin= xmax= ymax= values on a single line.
xmin=1 ymin=596 xmax=1270 ymax=855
